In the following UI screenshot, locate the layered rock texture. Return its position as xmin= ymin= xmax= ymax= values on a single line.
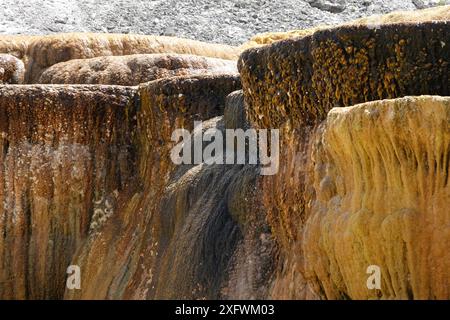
xmin=238 ymin=6 xmax=449 ymax=300
xmin=65 ymin=74 xmax=242 ymax=300
xmin=239 ymin=21 xmax=449 ymax=128
xmin=0 ymin=54 xmax=24 ymax=84
xmin=38 ymin=54 xmax=237 ymax=86
xmin=0 ymin=6 xmax=448 ymax=300
xmin=0 ymin=85 xmax=138 ymax=299
xmin=0 ymin=33 xmax=239 ymax=83
xmin=303 ymin=96 xmax=450 ymax=299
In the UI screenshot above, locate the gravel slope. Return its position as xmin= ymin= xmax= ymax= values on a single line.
xmin=0 ymin=0 xmax=448 ymax=45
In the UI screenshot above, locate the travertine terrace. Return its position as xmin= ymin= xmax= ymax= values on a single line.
xmin=0 ymin=5 xmax=448 ymax=300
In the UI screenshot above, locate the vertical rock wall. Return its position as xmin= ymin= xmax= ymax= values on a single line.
xmin=238 ymin=21 xmax=450 ymax=299
xmin=0 ymin=7 xmax=448 ymax=301
xmin=304 ymin=96 xmax=450 ymax=299
xmin=239 ymin=22 xmax=449 ymax=129
xmin=0 ymin=85 xmax=138 ymax=299
xmin=65 ymin=75 xmax=241 ymax=299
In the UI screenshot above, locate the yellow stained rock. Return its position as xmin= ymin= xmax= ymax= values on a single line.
xmin=0 ymin=33 xmax=240 ymax=83
xmin=38 ymin=53 xmax=237 ymax=85
xmin=303 ymin=96 xmax=450 ymax=300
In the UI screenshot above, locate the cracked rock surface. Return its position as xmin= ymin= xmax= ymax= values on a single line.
xmin=1 ymin=0 xmax=445 ymax=45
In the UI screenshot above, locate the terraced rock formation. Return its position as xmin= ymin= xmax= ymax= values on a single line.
xmin=0 ymin=6 xmax=448 ymax=300
xmin=303 ymin=96 xmax=450 ymax=299
xmin=0 ymin=33 xmax=239 ymax=83
xmin=239 ymin=21 xmax=449 ymax=129
xmin=39 ymin=54 xmax=237 ymax=85
xmin=65 ymin=74 xmax=241 ymax=299
xmin=238 ymin=9 xmax=449 ymax=299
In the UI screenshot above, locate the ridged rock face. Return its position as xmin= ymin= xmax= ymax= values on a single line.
xmin=147 ymin=92 xmax=274 ymax=299
xmin=65 ymin=75 xmax=242 ymax=299
xmin=238 ymin=21 xmax=449 ymax=300
xmin=0 ymin=85 xmax=138 ymax=299
xmin=303 ymin=96 xmax=450 ymax=300
xmin=38 ymin=54 xmax=238 ymax=85
xmin=26 ymin=34 xmax=239 ymax=84
xmin=0 ymin=54 xmax=24 ymax=84
xmin=0 ymin=9 xmax=449 ymax=301
xmin=239 ymin=21 xmax=450 ymax=251
xmin=0 ymin=33 xmax=240 ymax=83
xmin=239 ymin=21 xmax=449 ymax=129
xmin=145 ymin=118 xmax=273 ymax=299
xmin=0 ymin=35 xmax=32 ymax=61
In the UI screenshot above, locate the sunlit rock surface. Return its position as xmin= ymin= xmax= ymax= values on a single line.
xmin=239 ymin=20 xmax=449 ymax=300
xmin=348 ymin=4 xmax=450 ymax=26
xmin=38 ymin=54 xmax=237 ymax=85
xmin=304 ymin=96 xmax=450 ymax=299
xmin=0 ymin=35 xmax=32 ymax=61
xmin=0 ymin=33 xmax=240 ymax=83
xmin=0 ymin=7 xmax=448 ymax=300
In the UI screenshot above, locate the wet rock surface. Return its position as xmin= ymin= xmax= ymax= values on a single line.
xmin=239 ymin=21 xmax=450 ymax=128
xmin=0 ymin=84 xmax=138 ymax=299
xmin=0 ymin=5 xmax=448 ymax=300
xmin=238 ymin=6 xmax=449 ymax=300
